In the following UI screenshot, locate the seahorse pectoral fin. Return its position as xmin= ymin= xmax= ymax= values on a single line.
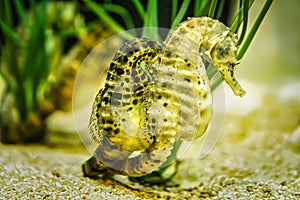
xmin=218 ymin=63 xmax=246 ymax=97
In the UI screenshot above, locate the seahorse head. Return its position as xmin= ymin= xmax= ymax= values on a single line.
xmin=211 ymin=31 xmax=239 ymax=67
xmin=200 ymin=27 xmax=239 ymax=66
xmin=200 ymin=26 xmax=245 ymax=97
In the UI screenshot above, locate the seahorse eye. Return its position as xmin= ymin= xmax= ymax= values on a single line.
xmin=212 ymin=37 xmax=238 ymax=66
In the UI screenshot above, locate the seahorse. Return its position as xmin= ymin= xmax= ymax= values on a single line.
xmin=82 ymin=17 xmax=245 ymax=177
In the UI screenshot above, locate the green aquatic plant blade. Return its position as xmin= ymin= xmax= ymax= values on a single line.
xmin=132 ymin=0 xmax=145 ymax=19
xmin=148 ymin=0 xmax=159 ymax=28
xmin=230 ymin=0 xmax=255 ymax=33
xmin=194 ymin=0 xmax=211 ymax=17
xmin=13 ymin=0 xmax=30 ymax=28
xmin=193 ymin=0 xmax=201 ymax=16
xmin=85 ymin=0 xmax=134 ymax=40
xmin=142 ymin=0 xmax=160 ymax=41
xmin=101 ymin=3 xmax=135 ymax=30
xmin=2 ymin=0 xmax=13 ymax=26
xmin=208 ymin=0 xmax=218 ymax=18
xmin=0 ymin=19 xmax=25 ymax=48
xmin=237 ymin=0 xmax=249 ymax=45
xmin=170 ymin=0 xmax=191 ymax=29
xmin=21 ymin=0 xmax=48 ymax=113
xmin=215 ymin=0 xmax=225 ymax=20
xmin=0 ymin=0 xmax=24 ymax=86
xmin=237 ymin=0 xmax=273 ymax=60
xmin=171 ymin=0 xmax=178 ymax=21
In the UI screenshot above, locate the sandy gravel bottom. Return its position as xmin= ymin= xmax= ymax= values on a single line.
xmin=1 ymin=96 xmax=300 ymax=199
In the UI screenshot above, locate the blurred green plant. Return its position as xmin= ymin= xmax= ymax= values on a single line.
xmin=1 ymin=0 xmax=48 ymax=120
xmin=0 ymin=0 xmax=92 ymax=143
xmin=83 ymin=0 xmax=273 ymax=183
xmin=0 ymin=0 xmax=49 ymax=143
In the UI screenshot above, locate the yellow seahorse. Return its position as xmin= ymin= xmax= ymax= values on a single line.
xmin=82 ymin=17 xmax=245 ymax=177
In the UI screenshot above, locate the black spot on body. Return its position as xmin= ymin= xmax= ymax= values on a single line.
xmin=117 ymin=55 xmax=128 ymax=64
xmin=109 ymin=62 xmax=117 ymax=70
xmin=136 ymin=91 xmax=143 ymax=97
xmin=133 ymin=85 xmax=143 ymax=92
xmin=132 ymin=99 xmax=138 ymax=105
xmin=165 ymin=52 xmax=172 ymax=57
xmin=137 ymin=55 xmax=142 ymax=61
xmin=106 ymin=72 xmax=111 ymax=80
xmin=107 ymin=120 xmax=114 ymax=124
xmin=123 ymin=56 xmax=128 ymax=63
xmin=132 ymin=60 xmax=138 ymax=68
xmin=103 ymin=97 xmax=109 ymax=105
xmin=116 ymin=68 xmax=124 ymax=75
xmin=163 ymin=103 xmax=168 ymax=107
xmin=104 ymin=127 xmax=113 ymax=132
xmin=184 ymin=77 xmax=191 ymax=82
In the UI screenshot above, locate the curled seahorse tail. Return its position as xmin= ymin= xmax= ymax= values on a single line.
xmin=123 ymin=131 xmax=177 ymax=176
xmin=89 ymin=83 xmax=180 ymax=176
xmin=89 ymin=131 xmax=176 ymax=177
xmin=82 ymin=156 xmax=106 ymax=177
